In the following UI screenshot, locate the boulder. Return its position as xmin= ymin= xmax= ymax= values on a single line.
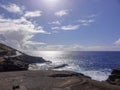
xmin=107 ymin=69 xmax=120 ymax=85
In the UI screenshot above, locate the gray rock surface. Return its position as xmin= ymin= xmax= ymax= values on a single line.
xmin=0 ymin=70 xmax=120 ymax=90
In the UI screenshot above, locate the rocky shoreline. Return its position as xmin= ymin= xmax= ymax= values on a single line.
xmin=0 ymin=43 xmax=120 ymax=90
xmin=0 ymin=43 xmax=47 ymax=72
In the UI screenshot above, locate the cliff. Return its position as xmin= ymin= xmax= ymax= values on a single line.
xmin=0 ymin=43 xmax=16 ymax=56
xmin=0 ymin=43 xmax=46 ymax=71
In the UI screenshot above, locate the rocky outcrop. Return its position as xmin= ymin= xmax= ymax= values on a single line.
xmin=0 ymin=43 xmax=47 ymax=72
xmin=8 ymin=54 xmax=47 ymax=64
xmin=0 ymin=57 xmax=28 ymax=71
xmin=53 ymin=64 xmax=68 ymax=69
xmin=0 ymin=43 xmax=16 ymax=56
xmin=107 ymin=69 xmax=120 ymax=85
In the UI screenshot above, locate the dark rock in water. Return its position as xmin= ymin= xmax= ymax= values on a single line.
xmin=53 ymin=64 xmax=68 ymax=69
xmin=111 ymin=69 xmax=120 ymax=75
xmin=107 ymin=69 xmax=120 ymax=85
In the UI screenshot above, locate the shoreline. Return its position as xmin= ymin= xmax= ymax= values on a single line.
xmin=0 ymin=43 xmax=120 ymax=90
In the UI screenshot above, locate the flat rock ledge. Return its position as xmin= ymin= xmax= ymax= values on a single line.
xmin=0 ymin=70 xmax=120 ymax=90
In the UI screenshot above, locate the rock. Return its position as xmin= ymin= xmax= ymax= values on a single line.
xmin=111 ymin=69 xmax=120 ymax=75
xmin=49 ymin=72 xmax=85 ymax=78
xmin=0 ymin=54 xmax=47 ymax=72
xmin=12 ymin=85 xmax=27 ymax=90
xmin=107 ymin=69 xmax=120 ymax=85
xmin=0 ymin=70 xmax=120 ymax=90
xmin=53 ymin=64 xmax=68 ymax=69
xmin=0 ymin=43 xmax=16 ymax=56
xmin=12 ymin=85 xmax=20 ymax=90
xmin=0 ymin=50 xmax=8 ymax=56
xmin=8 ymin=54 xmax=46 ymax=64
xmin=0 ymin=57 xmax=28 ymax=72
xmin=0 ymin=43 xmax=47 ymax=72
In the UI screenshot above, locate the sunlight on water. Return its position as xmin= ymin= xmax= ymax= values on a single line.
xmin=38 ymin=51 xmax=63 ymax=57
xmin=26 ymin=51 xmax=119 ymax=81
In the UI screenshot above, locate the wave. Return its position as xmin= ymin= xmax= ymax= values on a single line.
xmin=29 ymin=63 xmax=111 ymax=81
xmin=27 ymin=51 xmax=117 ymax=81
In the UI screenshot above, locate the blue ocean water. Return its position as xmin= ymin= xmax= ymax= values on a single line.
xmin=27 ymin=51 xmax=120 ymax=81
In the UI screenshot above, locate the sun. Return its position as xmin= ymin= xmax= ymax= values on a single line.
xmin=47 ymin=0 xmax=58 ymax=3
xmin=42 ymin=0 xmax=60 ymax=5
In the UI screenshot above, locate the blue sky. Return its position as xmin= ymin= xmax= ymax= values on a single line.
xmin=0 ymin=0 xmax=120 ymax=51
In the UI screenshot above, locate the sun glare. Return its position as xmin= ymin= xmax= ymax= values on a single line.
xmin=39 ymin=51 xmax=63 ymax=57
xmin=42 ymin=0 xmax=60 ymax=5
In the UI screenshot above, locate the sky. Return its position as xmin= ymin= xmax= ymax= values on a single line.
xmin=0 ymin=0 xmax=120 ymax=51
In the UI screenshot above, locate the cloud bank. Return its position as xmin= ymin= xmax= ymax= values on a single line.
xmin=0 ymin=14 xmax=47 ymax=50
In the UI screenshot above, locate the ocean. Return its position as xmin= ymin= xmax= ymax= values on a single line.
xmin=27 ymin=51 xmax=120 ymax=81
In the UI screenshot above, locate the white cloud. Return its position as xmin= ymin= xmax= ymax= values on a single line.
xmin=31 ymin=44 xmax=120 ymax=51
xmin=21 ymin=41 xmax=46 ymax=50
xmin=0 ymin=16 xmax=48 ymax=50
xmin=1 ymin=3 xmax=22 ymax=13
xmin=78 ymin=19 xmax=95 ymax=26
xmin=0 ymin=17 xmax=46 ymax=33
xmin=51 ymin=25 xmax=80 ymax=31
xmin=55 ymin=10 xmax=68 ymax=17
xmin=114 ymin=38 xmax=120 ymax=46
xmin=33 ymin=38 xmax=120 ymax=51
xmin=88 ymin=14 xmax=96 ymax=18
xmin=61 ymin=25 xmax=80 ymax=30
xmin=77 ymin=14 xmax=96 ymax=26
xmin=24 ymin=11 xmax=42 ymax=18
xmin=51 ymin=27 xmax=60 ymax=30
xmin=49 ymin=21 xmax=61 ymax=25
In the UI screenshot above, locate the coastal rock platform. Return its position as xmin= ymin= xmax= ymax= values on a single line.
xmin=0 ymin=70 xmax=120 ymax=90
